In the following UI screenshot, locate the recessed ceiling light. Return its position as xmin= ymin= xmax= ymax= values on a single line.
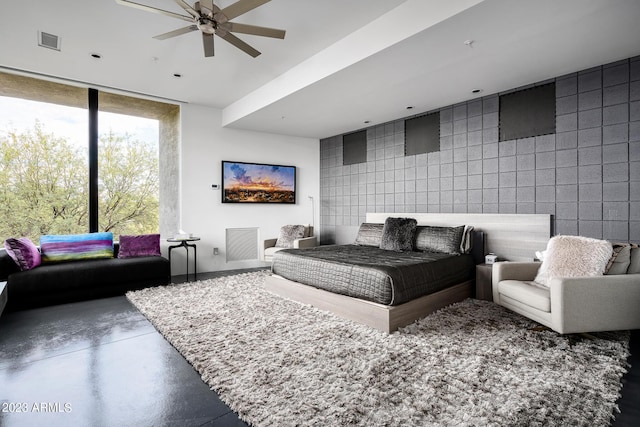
xmin=406 ymin=106 xmax=414 ymax=110
xmin=472 ymin=89 xmax=482 ymax=94
xmin=173 ymin=73 xmax=182 ymax=78
xmin=364 ymin=120 xmax=370 ymax=124
xmin=90 ymin=53 xmax=102 ymax=59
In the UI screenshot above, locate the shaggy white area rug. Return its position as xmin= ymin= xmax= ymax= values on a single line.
xmin=127 ymin=271 xmax=630 ymax=427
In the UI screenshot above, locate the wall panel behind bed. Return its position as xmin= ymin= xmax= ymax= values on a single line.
xmin=366 ymin=213 xmax=551 ymax=262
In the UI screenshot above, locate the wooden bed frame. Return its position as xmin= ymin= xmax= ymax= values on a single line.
xmin=266 ymin=274 xmax=473 ymax=333
xmin=265 ymin=213 xmax=551 ymax=333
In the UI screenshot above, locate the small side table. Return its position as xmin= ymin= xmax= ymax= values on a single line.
xmin=475 ymin=263 xmax=494 ymax=302
xmin=167 ymin=237 xmax=200 ymax=282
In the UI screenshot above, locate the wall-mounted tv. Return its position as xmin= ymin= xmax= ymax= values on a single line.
xmin=222 ymin=160 xmax=296 ymax=204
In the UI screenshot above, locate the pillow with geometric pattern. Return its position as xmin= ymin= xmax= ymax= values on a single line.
xmin=415 ymin=225 xmax=465 ymax=255
xmin=4 ymin=237 xmax=41 ymax=271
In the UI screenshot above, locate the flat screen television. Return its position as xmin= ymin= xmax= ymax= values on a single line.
xmin=222 ymin=160 xmax=296 ymax=204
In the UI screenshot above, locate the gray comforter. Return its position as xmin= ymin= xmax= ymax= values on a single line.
xmin=271 ymin=245 xmax=474 ymax=305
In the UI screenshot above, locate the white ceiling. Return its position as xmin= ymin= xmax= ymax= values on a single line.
xmin=1 ymin=0 xmax=640 ymax=139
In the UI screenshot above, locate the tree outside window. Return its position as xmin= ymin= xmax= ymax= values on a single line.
xmin=0 ymin=96 xmax=160 ymax=243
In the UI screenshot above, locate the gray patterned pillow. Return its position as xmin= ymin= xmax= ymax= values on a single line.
xmin=415 ymin=225 xmax=465 ymax=255
xmin=354 ymin=223 xmax=384 ymax=247
xmin=275 ymin=225 xmax=306 ymax=248
xmin=380 ymin=217 xmax=417 ymax=252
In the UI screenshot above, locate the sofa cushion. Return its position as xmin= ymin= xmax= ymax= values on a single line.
xmin=40 ymin=232 xmax=114 ymax=263
xmin=380 ymin=217 xmax=417 ymax=252
xmin=534 ymin=235 xmax=613 ymax=286
xmin=264 ymin=246 xmax=284 ymax=259
xmin=118 ymin=234 xmax=161 ymax=258
xmin=6 ymin=256 xmax=169 ymax=310
xmin=354 ymin=223 xmax=384 ymax=247
xmin=275 ymin=225 xmax=306 ymax=248
xmin=4 ymin=237 xmax=41 ymax=271
xmin=498 ymin=280 xmax=551 ymax=312
xmin=0 ymin=249 xmax=20 ymax=281
xmin=629 ymin=247 xmax=640 ymax=274
xmin=415 ymin=225 xmax=465 ymax=255
xmin=302 ymin=224 xmax=313 ymax=238
xmin=605 ymin=243 xmax=633 ymax=275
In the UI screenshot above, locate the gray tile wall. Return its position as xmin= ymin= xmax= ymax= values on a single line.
xmin=319 ymin=56 xmax=640 ymax=245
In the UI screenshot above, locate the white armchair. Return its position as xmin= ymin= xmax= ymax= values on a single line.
xmin=492 ymin=258 xmax=640 ymax=334
xmin=263 ymin=225 xmax=318 ymax=263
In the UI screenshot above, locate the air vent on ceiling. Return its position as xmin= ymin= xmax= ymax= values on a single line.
xmin=38 ymin=31 xmax=60 ymax=51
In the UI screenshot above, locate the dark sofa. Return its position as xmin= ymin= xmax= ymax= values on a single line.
xmin=0 ymin=243 xmax=169 ymax=311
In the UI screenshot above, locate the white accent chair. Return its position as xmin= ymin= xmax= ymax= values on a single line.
xmin=263 ymin=225 xmax=318 ymax=263
xmin=492 ymin=248 xmax=640 ymax=334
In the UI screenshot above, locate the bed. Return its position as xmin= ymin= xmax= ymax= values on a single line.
xmin=266 ymin=213 xmax=551 ymax=333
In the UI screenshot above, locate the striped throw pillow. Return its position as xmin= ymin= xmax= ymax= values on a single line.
xmin=40 ymin=232 xmax=114 ymax=263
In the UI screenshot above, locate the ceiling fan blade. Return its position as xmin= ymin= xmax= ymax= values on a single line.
xmin=228 ymin=22 xmax=285 ymax=39
xmin=153 ymin=25 xmax=198 ymax=40
xmin=217 ymin=31 xmax=260 ymax=57
xmin=115 ymin=0 xmax=193 ymax=22
xmin=202 ymin=33 xmax=215 ymax=57
xmin=200 ymin=0 xmax=214 ymax=15
xmin=220 ymin=0 xmax=270 ymax=21
xmin=172 ymin=0 xmax=200 ymax=18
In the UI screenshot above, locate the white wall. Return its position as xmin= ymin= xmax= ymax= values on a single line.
xmin=172 ymin=103 xmax=320 ymax=274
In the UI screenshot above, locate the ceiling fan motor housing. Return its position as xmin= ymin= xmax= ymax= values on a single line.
xmin=197 ymin=17 xmax=217 ymax=34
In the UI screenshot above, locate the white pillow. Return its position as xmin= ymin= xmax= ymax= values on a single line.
xmin=275 ymin=225 xmax=306 ymax=248
xmin=534 ymin=235 xmax=613 ymax=286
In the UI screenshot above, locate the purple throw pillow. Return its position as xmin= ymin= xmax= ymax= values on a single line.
xmin=118 ymin=234 xmax=161 ymax=258
xmin=4 ymin=237 xmax=42 ymax=271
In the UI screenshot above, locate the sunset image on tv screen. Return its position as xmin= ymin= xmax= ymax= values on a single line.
xmin=222 ymin=161 xmax=295 ymax=203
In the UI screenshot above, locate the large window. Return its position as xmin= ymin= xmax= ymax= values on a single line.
xmin=98 ymin=97 xmax=160 ymax=237
xmin=0 ymin=72 xmax=177 ymax=243
xmin=0 ymin=95 xmax=89 ymax=242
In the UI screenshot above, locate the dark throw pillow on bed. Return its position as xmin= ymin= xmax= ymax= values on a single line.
xmin=415 ymin=225 xmax=465 ymax=255
xmin=380 ymin=217 xmax=417 ymax=252
xmin=354 ymin=223 xmax=384 ymax=247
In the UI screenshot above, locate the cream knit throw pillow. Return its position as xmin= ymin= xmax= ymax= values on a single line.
xmin=534 ymin=235 xmax=613 ymax=286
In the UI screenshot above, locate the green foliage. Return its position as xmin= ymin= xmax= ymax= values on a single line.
xmin=0 ymin=122 xmax=159 ymax=243
xmin=98 ymin=130 xmax=159 ymax=237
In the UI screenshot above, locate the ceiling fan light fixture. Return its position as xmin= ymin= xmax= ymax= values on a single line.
xmin=197 ymin=18 xmax=217 ymax=34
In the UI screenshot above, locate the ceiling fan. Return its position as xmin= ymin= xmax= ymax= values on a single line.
xmin=115 ymin=0 xmax=285 ymax=58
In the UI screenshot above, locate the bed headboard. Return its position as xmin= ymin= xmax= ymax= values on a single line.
xmin=365 ymin=213 xmax=551 ymax=262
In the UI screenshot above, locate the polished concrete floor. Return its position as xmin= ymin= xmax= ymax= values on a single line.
xmin=0 ymin=271 xmax=253 ymax=427
xmin=0 ymin=270 xmax=638 ymax=427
